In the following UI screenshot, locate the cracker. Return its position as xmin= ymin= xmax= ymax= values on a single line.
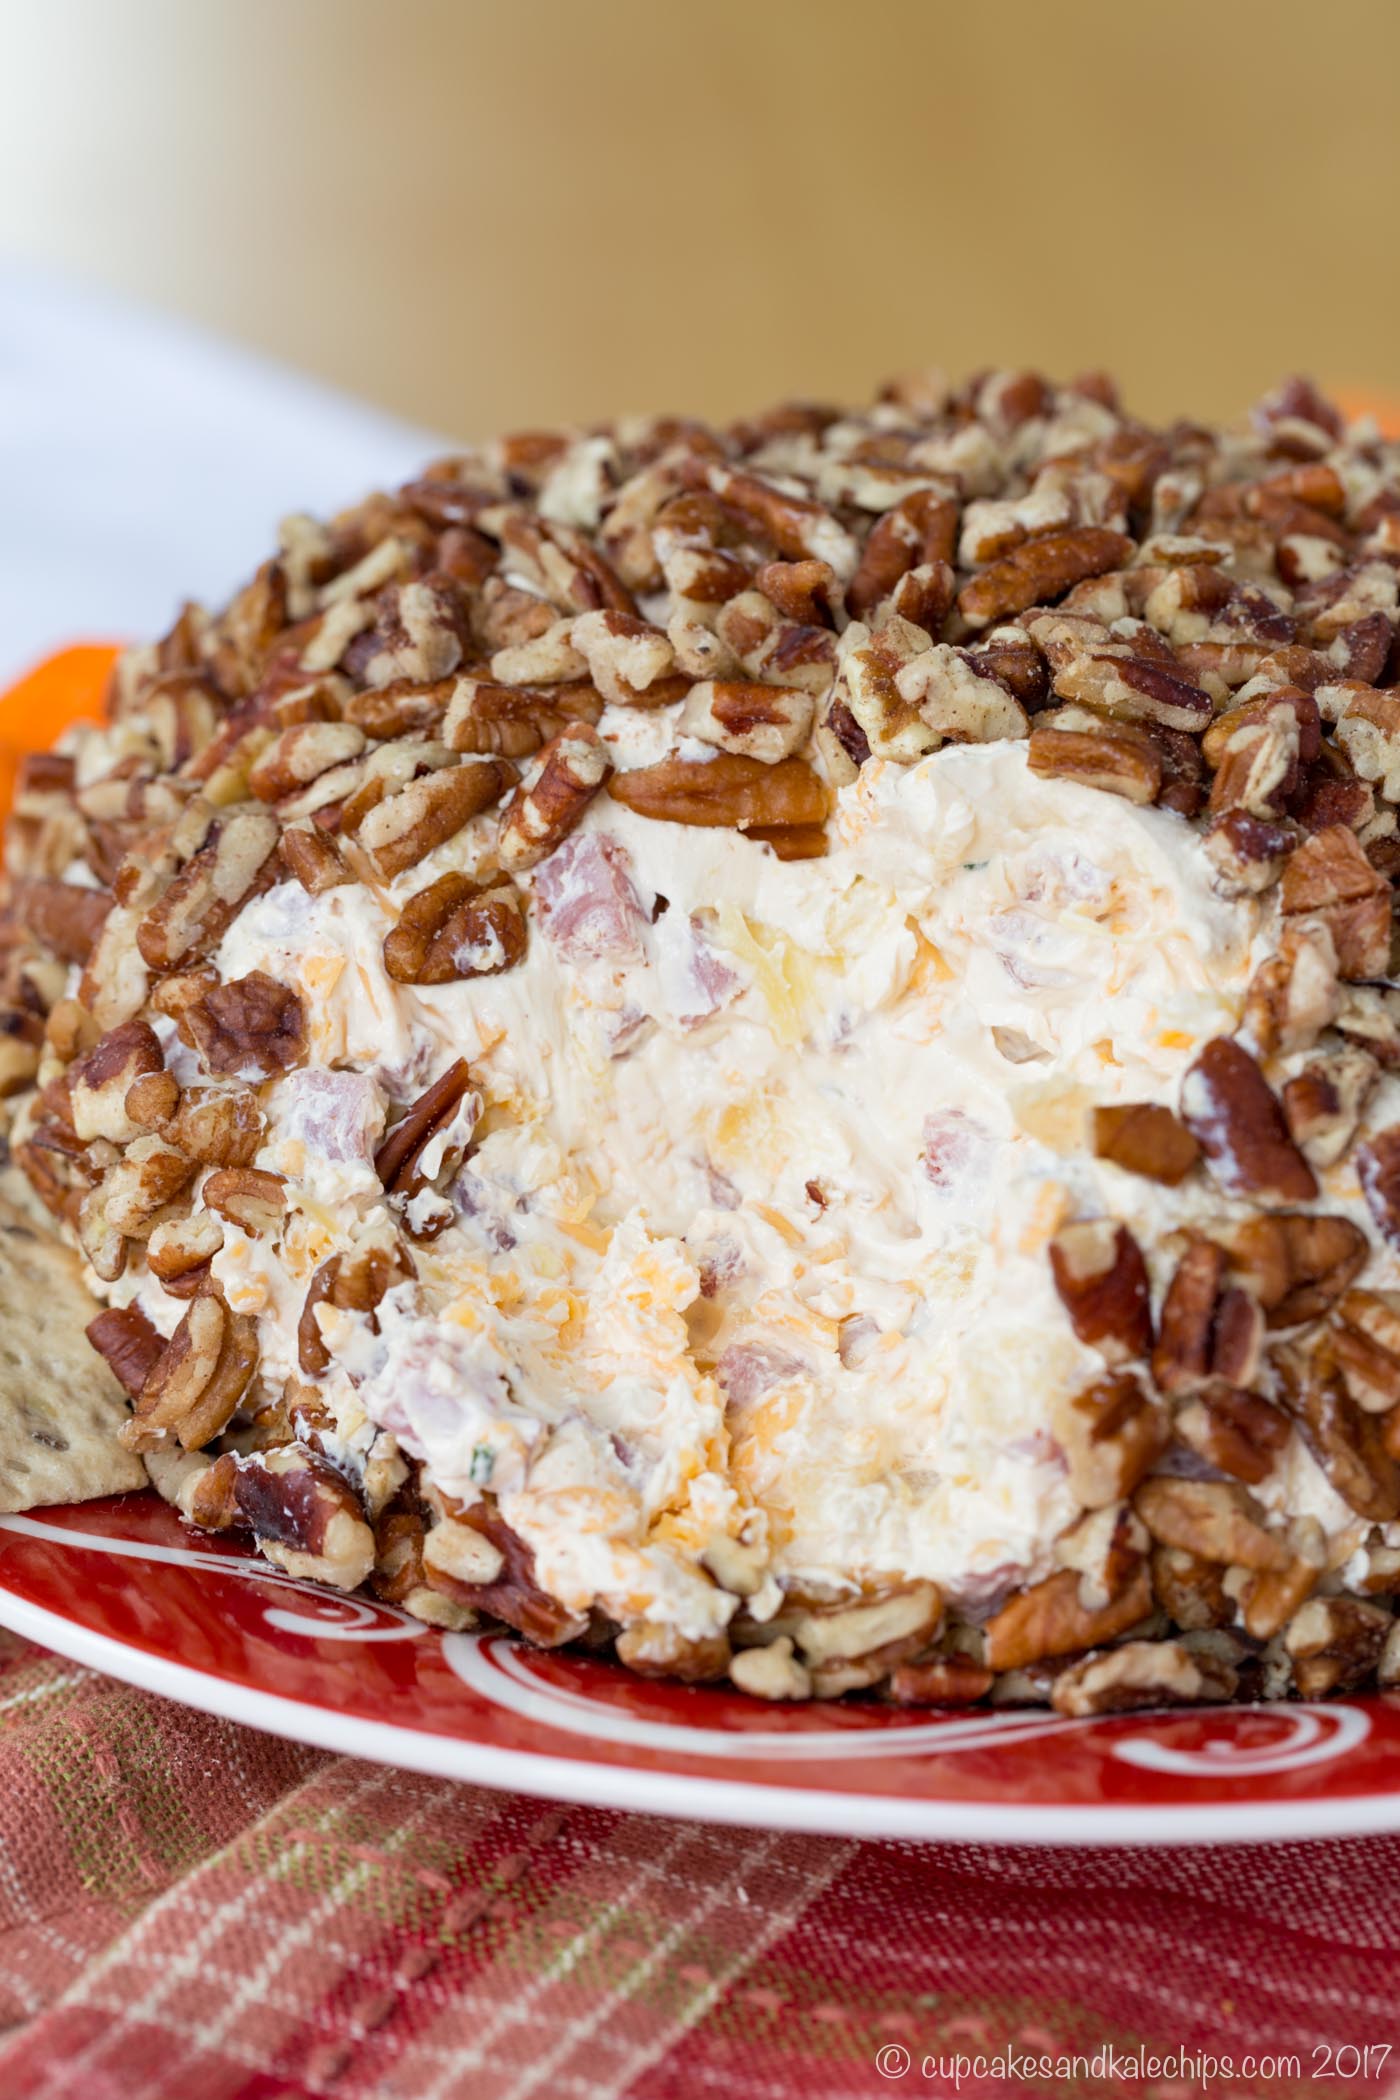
xmin=0 ymin=1196 xmax=147 ymax=1512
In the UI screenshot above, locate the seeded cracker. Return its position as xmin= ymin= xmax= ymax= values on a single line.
xmin=0 ymin=1197 xmax=146 ymax=1511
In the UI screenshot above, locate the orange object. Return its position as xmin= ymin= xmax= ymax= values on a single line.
xmin=0 ymin=644 xmax=120 ymax=820
xmin=1337 ymin=389 xmax=1400 ymax=437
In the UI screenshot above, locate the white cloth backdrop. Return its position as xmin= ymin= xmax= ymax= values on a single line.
xmin=0 ymin=262 xmax=440 ymax=684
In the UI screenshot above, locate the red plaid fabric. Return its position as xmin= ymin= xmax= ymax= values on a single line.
xmin=1 ymin=1630 xmax=1399 ymax=2099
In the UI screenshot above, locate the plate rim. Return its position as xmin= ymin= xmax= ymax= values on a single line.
xmin=6 ymin=1583 xmax=1400 ymax=1847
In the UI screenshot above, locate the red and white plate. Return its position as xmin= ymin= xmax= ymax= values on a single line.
xmin=3 ymin=1492 xmax=1400 ymax=1844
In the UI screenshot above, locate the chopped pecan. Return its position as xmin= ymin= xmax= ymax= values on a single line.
xmin=69 ymin=1019 xmax=165 ymax=1145
xmin=1275 ymin=1343 xmax=1400 ymax=1522
xmin=1331 ymin=1290 xmax=1400 ymax=1412
xmin=1050 ymin=1371 xmax=1168 ymax=1507
xmin=570 ymin=608 xmax=684 ymax=707
xmin=280 ymin=826 xmax=352 ymax=894
xmin=170 ymin=971 xmax=306 ymax=1080
xmin=609 ymin=752 xmax=828 ymax=843
xmin=834 ymin=614 xmax=940 ymax=761
xmin=1357 ymin=1127 xmax=1400 ymax=1247
xmin=358 ymin=758 xmax=517 ymax=881
xmin=1281 ymin=1045 xmax=1378 ymax=1167
xmin=1240 ymin=919 xmax=1339 ymax=1056
xmin=120 ymin=1291 xmax=259 ymax=1453
xmin=202 ymin=1166 xmax=287 ymax=1237
xmin=442 ymin=675 xmax=603 ymax=759
xmin=383 ymin=872 xmax=528 ymax=984
xmin=354 ymin=575 xmax=470 ymax=689
xmin=1284 ymin=1595 xmax=1392 ymax=1698
xmin=497 ymin=725 xmax=612 ymax=872
xmin=958 ymin=527 xmax=1133 ymax=628
xmin=13 ymin=879 xmax=113 ymax=965
xmin=1027 ymin=723 xmax=1161 ymax=805
xmin=0 ymin=1007 xmax=43 ymax=1096
xmin=375 ymin=1059 xmax=477 ymax=1198
xmin=146 ymin=1209 xmax=225 ymax=1297
xmin=85 ymin=1303 xmax=165 ymax=1400
xmin=616 ymin=1623 xmax=732 ymax=1684
xmin=983 ymin=1564 xmax=1152 ymax=1671
xmin=1173 ymin=1383 xmax=1290 ymax=1486
xmin=846 ymin=490 xmax=959 ymax=620
xmin=163 ymin=1083 xmax=264 ymax=1166
xmin=1134 ymin=1476 xmax=1291 ymax=1571
xmin=678 ymin=680 xmax=815 ymax=763
xmin=1333 ymin=685 xmax=1400 ymax=802
xmin=1280 ymin=824 xmax=1392 ymax=980
xmin=1091 ymin=1101 xmax=1199 ymax=1185
xmin=1228 ymin=1545 xmax=1324 ymax=1642
xmin=895 ymin=645 xmax=1030 ymax=744
xmin=1149 ymin=1545 xmax=1232 ymax=1631
xmin=1048 ymin=1219 xmax=1153 ymax=1364
xmin=886 ymin=1655 xmax=993 ymax=1707
xmin=1221 ymin=1211 xmax=1367 ymax=1328
xmin=1050 ymin=1638 xmax=1236 ymax=1717
xmin=298 ymin=1235 xmax=413 ymax=1377
xmin=248 ymin=721 xmax=366 ymax=803
xmin=1152 ymin=1239 xmax=1263 ymax=1395
xmin=444 ymin=1499 xmax=587 ymax=1646
xmin=1180 ymin=1037 xmax=1317 ymax=1206
xmin=135 ymin=806 xmax=279 ymax=972
xmin=228 ymin=1444 xmax=376 ymax=1589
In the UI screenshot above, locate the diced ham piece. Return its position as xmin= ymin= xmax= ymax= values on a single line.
xmin=534 ymin=834 xmax=647 ymax=966
xmin=277 ymin=1068 xmax=387 ymax=1165
xmin=920 ymin=1109 xmax=995 ymax=1195
xmin=716 ymin=1341 xmax=806 ymax=1407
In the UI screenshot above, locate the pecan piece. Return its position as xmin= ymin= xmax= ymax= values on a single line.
xmin=728 ymin=1639 xmax=812 ymax=1701
xmin=1173 ymin=1383 xmax=1290 ymax=1486
xmin=677 ymin=680 xmax=815 ymax=763
xmin=1280 ymin=824 xmax=1392 ymax=980
xmin=85 ymin=1304 xmax=165 ymax=1400
xmin=1282 ymin=1046 xmax=1378 ymax=1168
xmin=1051 ymin=1371 xmax=1168 ymax=1507
xmin=146 ymin=1209 xmax=225 ymax=1298
xmin=1149 ymin=1546 xmax=1232 ymax=1632
xmin=1026 ymin=724 xmax=1161 ymax=804
xmin=1275 ymin=1344 xmax=1400 ymax=1521
xmin=1284 ymin=1596 xmax=1392 ymax=1698
xmin=983 ymin=1564 xmax=1152 ymax=1671
xmin=1050 ymin=1639 xmax=1237 ymax=1717
xmin=497 ymin=725 xmax=612 ymax=872
xmin=229 ymin=1444 xmax=376 ymax=1590
xmin=172 ymin=971 xmax=306 ymax=1080
xmin=1180 ymin=1037 xmax=1317 ymax=1206
xmin=1152 ymin=1239 xmax=1263 ymax=1395
xmin=1221 ymin=1212 xmax=1367 ymax=1328
xmin=443 ymin=1500 xmax=587 ymax=1646
xmin=202 ymin=1166 xmax=287 ymax=1237
xmin=383 ymin=872 xmax=528 ymax=984
xmin=1331 ymin=1290 xmax=1400 ymax=1412
xmin=280 ymin=826 xmax=352 ymax=894
xmin=358 ymin=758 xmax=517 ymax=880
xmin=375 ymin=1059 xmax=477 ymax=1198
xmin=69 ymin=1019 xmax=165 ymax=1145
xmin=1202 ymin=810 xmax=1297 ymax=898
xmin=298 ymin=1234 xmax=413 ymax=1377
xmin=1133 ymin=1477 xmax=1292 ymax=1571
xmin=1358 ymin=1128 xmax=1400 ymax=1248
xmin=248 ymin=721 xmax=366 ymax=803
xmin=1241 ymin=919 xmax=1339 ymax=1057
xmin=886 ymin=1655 xmax=994 ymax=1707
xmin=1091 ymin=1102 xmax=1199 ymax=1185
xmin=120 ymin=1291 xmax=259 ymax=1453
xmin=13 ymin=879 xmax=113 ymax=965
xmin=846 ymin=489 xmax=959 ymax=620
xmin=615 ymin=1623 xmax=732 ymax=1684
xmin=1048 ymin=1219 xmax=1152 ymax=1364
xmin=609 ymin=753 xmax=828 ymax=839
xmin=958 ymin=527 xmax=1133 ymax=628
xmin=135 ymin=806 xmax=279 ymax=972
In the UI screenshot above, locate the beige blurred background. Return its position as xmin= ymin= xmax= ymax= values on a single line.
xmin=1 ymin=0 xmax=1399 ymax=442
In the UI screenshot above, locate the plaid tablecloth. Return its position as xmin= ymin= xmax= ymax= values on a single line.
xmin=0 ymin=1633 xmax=1397 ymax=2099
